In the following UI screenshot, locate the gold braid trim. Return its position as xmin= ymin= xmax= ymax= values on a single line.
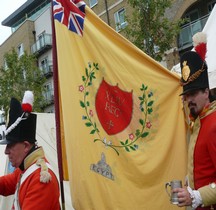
xmin=180 ymin=63 xmax=205 ymax=86
xmin=36 ymin=158 xmax=52 ymax=183
xmin=24 ymin=147 xmax=52 ymax=183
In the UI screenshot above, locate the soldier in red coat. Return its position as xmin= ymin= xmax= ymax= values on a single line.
xmin=173 ymin=32 xmax=216 ymax=210
xmin=0 ymin=91 xmax=60 ymax=210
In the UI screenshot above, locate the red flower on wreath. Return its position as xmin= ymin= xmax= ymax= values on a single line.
xmin=146 ymin=121 xmax=152 ymax=129
xmin=79 ymin=85 xmax=84 ymax=92
xmin=129 ymin=133 xmax=134 ymax=140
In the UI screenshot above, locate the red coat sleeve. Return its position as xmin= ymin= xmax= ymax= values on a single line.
xmin=0 ymin=168 xmax=21 ymax=196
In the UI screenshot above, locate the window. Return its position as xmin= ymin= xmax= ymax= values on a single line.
xmin=182 ymin=9 xmax=201 ymax=43
xmin=0 ymin=109 xmax=5 ymax=125
xmin=208 ymin=1 xmax=216 ymax=12
xmin=38 ymin=33 xmax=45 ymax=48
xmin=44 ymin=83 xmax=54 ymax=102
xmin=144 ymin=39 xmax=160 ymax=54
xmin=185 ymin=10 xmax=199 ymax=22
xmin=89 ymin=0 xmax=98 ymax=8
xmin=45 ymin=83 xmax=52 ymax=93
xmin=17 ymin=43 xmax=24 ymax=57
xmin=154 ymin=45 xmax=160 ymax=54
xmin=41 ymin=57 xmax=49 ymax=73
xmin=114 ymin=8 xmax=127 ymax=31
xmin=3 ymin=59 xmax=8 ymax=70
xmin=40 ymin=57 xmax=53 ymax=77
xmin=23 ymin=69 xmax=27 ymax=80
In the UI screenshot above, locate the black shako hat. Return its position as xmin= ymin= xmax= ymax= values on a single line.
xmin=180 ymin=32 xmax=209 ymax=95
xmin=0 ymin=91 xmax=36 ymax=145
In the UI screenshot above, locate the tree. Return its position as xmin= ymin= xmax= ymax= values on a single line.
xmin=124 ymin=0 xmax=184 ymax=61
xmin=0 ymin=49 xmax=46 ymax=113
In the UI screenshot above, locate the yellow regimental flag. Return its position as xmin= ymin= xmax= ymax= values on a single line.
xmin=53 ymin=1 xmax=187 ymax=209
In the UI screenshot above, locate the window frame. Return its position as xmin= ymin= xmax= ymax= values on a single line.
xmin=17 ymin=43 xmax=24 ymax=58
xmin=114 ymin=8 xmax=127 ymax=32
xmin=89 ymin=0 xmax=98 ymax=8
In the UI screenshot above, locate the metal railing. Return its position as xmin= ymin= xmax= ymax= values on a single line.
xmin=178 ymin=14 xmax=209 ymax=50
xmin=31 ymin=34 xmax=52 ymax=54
xmin=40 ymin=61 xmax=53 ymax=77
xmin=44 ymin=89 xmax=54 ymax=104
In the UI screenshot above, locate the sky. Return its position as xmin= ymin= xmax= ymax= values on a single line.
xmin=0 ymin=0 xmax=27 ymax=45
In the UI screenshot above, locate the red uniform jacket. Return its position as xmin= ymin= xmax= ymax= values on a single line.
xmin=191 ymin=104 xmax=216 ymax=210
xmin=194 ymin=110 xmax=216 ymax=190
xmin=0 ymin=147 xmax=60 ymax=210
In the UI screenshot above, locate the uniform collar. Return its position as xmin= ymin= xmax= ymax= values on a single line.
xmin=199 ymin=100 xmax=216 ymax=119
xmin=19 ymin=147 xmax=45 ymax=171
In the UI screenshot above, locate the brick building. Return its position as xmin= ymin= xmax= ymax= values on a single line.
xmin=0 ymin=0 xmax=54 ymax=113
xmin=88 ymin=0 xmax=215 ymax=69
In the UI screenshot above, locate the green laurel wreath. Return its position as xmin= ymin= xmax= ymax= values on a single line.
xmin=79 ymin=62 xmax=154 ymax=155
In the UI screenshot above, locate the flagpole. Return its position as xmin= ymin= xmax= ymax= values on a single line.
xmin=51 ymin=1 xmax=65 ymax=209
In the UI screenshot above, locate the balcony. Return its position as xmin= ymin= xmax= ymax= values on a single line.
xmin=31 ymin=34 xmax=52 ymax=56
xmin=178 ymin=14 xmax=209 ymax=51
xmin=44 ymin=90 xmax=54 ymax=105
xmin=40 ymin=61 xmax=53 ymax=78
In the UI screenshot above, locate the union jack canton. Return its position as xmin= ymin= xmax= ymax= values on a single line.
xmin=53 ymin=0 xmax=86 ymax=36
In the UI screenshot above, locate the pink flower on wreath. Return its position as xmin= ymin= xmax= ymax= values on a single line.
xmin=78 ymin=85 xmax=84 ymax=92
xmin=129 ymin=133 xmax=134 ymax=140
xmin=89 ymin=110 xmax=93 ymax=117
xmin=146 ymin=121 xmax=152 ymax=129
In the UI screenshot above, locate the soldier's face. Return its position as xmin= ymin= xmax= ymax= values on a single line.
xmin=184 ymin=89 xmax=209 ymax=118
xmin=4 ymin=141 xmax=31 ymax=168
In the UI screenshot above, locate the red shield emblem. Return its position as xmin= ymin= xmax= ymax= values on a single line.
xmin=95 ymin=79 xmax=133 ymax=135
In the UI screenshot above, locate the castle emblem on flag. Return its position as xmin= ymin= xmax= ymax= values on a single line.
xmin=53 ymin=0 xmax=86 ymax=36
xmin=90 ymin=153 xmax=114 ymax=180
